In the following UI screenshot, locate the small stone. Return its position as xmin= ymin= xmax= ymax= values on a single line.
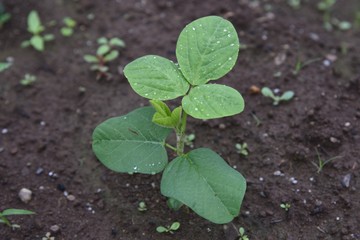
xmin=50 ymin=224 xmax=60 ymax=233
xmin=323 ymin=59 xmax=331 ymax=67
xmin=19 ymin=188 xmax=32 ymax=203
xmin=273 ymin=170 xmax=283 ymax=176
xmin=344 ymin=122 xmax=351 ymax=127
xmin=35 ymin=167 xmax=44 ymax=175
xmin=1 ymin=128 xmax=8 ymax=134
xmin=309 ymin=33 xmax=319 ymax=41
xmin=289 ymin=177 xmax=298 ymax=185
xmin=219 ymin=123 xmax=226 ymax=129
xmin=67 ymin=195 xmax=76 ymax=201
xmin=341 ymin=173 xmax=351 ymax=188
xmin=330 ymin=137 xmax=340 ymax=143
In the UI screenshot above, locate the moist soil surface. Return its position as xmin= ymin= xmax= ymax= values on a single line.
xmin=1 ymin=0 xmax=359 ymax=239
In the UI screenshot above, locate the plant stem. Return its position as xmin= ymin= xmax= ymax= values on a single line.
xmin=176 ymin=110 xmax=187 ymax=156
xmin=165 ymin=143 xmax=177 ymax=152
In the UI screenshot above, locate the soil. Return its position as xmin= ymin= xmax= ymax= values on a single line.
xmin=1 ymin=0 xmax=359 ymax=239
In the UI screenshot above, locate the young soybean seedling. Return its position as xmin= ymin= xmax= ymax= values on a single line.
xmin=312 ymin=148 xmax=342 ymax=173
xmin=261 ymin=87 xmax=294 ymax=105
xmin=60 ymin=17 xmax=76 ymax=37
xmin=21 ymin=11 xmax=54 ymax=51
xmin=20 ymin=74 xmax=37 ymax=86
xmin=280 ymin=203 xmax=291 ymax=212
xmin=92 ymin=16 xmax=246 ymax=224
xmin=137 ymin=201 xmax=147 ymax=212
xmin=83 ymin=37 xmax=125 ymax=80
xmin=0 ymin=208 xmax=35 ymax=229
xmin=235 ymin=143 xmax=249 ymax=156
xmin=156 ymin=222 xmax=180 ymax=234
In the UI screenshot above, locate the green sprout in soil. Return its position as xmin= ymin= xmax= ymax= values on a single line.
xmin=287 ymin=0 xmax=301 ymax=9
xmin=293 ymin=57 xmax=321 ymax=75
xmin=238 ymin=227 xmax=249 ymax=240
xmin=83 ymin=37 xmax=125 ymax=80
xmin=280 ymin=203 xmax=291 ymax=211
xmin=21 ymin=10 xmax=54 ymax=51
xmin=42 ymin=232 xmax=55 ymax=240
xmin=0 ymin=208 xmax=35 ymax=229
xmin=184 ymin=133 xmax=195 ymax=148
xmin=60 ymin=17 xmax=76 ymax=37
xmin=0 ymin=3 xmax=11 ymax=29
xmin=92 ymin=16 xmax=246 ymax=224
xmin=235 ymin=142 xmax=249 ymax=156
xmin=138 ymin=201 xmax=147 ymax=212
xmin=20 ymin=74 xmax=37 ymax=86
xmin=312 ymin=148 xmax=342 ymax=173
xmin=354 ymin=11 xmax=360 ymax=29
xmin=0 ymin=61 xmax=11 ymax=72
xmin=261 ymin=87 xmax=294 ymax=105
xmin=317 ymin=0 xmax=352 ymax=31
xmin=156 ymin=222 xmax=180 ymax=234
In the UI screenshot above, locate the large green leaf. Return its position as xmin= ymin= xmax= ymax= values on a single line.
xmin=161 ymin=148 xmax=246 ymax=224
xmin=182 ymin=84 xmax=244 ymax=119
xmin=124 ymin=55 xmax=190 ymax=100
xmin=92 ymin=107 xmax=172 ymax=174
xmin=176 ymin=16 xmax=240 ymax=85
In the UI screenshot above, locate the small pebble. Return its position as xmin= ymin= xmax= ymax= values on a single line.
xmin=330 ymin=137 xmax=340 ymax=143
xmin=273 ymin=88 xmax=280 ymax=94
xmin=35 ymin=167 xmax=44 ymax=175
xmin=344 ymin=122 xmax=351 ymax=127
xmin=259 ymin=177 xmax=264 ymax=182
xmin=50 ymin=224 xmax=60 ymax=233
xmin=289 ymin=177 xmax=298 ymax=185
xmin=219 ymin=123 xmax=226 ymax=129
xmin=40 ymin=121 xmax=46 ymax=126
xmin=309 ymin=33 xmax=319 ymax=41
xmin=323 ymin=59 xmax=331 ymax=67
xmin=1 ymin=128 xmax=8 ymax=134
xmin=273 ymin=170 xmax=284 ymax=176
xmin=341 ymin=173 xmax=351 ymax=188
xmin=19 ymin=188 xmax=32 ymax=203
xmin=67 ymin=195 xmax=76 ymax=201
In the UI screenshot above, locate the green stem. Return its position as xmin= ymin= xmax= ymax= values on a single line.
xmin=176 ymin=110 xmax=187 ymax=156
xmin=165 ymin=143 xmax=177 ymax=152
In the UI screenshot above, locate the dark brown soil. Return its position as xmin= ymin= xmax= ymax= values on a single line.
xmin=1 ymin=0 xmax=359 ymax=239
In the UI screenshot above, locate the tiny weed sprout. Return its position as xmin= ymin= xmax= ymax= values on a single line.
xmin=293 ymin=57 xmax=321 ymax=75
xmin=0 ymin=3 xmax=11 ymax=29
xmin=61 ymin=17 xmax=76 ymax=37
xmin=20 ymin=74 xmax=37 ymax=86
xmin=156 ymin=222 xmax=180 ymax=234
xmin=92 ymin=16 xmax=246 ymax=224
xmin=0 ymin=208 xmax=35 ymax=229
xmin=42 ymin=232 xmax=55 ymax=240
xmin=238 ymin=227 xmax=249 ymax=240
xmin=317 ymin=0 xmax=352 ymax=31
xmin=280 ymin=203 xmax=291 ymax=211
xmin=0 ymin=61 xmax=11 ymax=72
xmin=21 ymin=10 xmax=54 ymax=51
xmin=261 ymin=87 xmax=294 ymax=105
xmin=84 ymin=37 xmax=125 ymax=80
xmin=287 ymin=0 xmax=301 ymax=9
xmin=138 ymin=201 xmax=147 ymax=212
xmin=235 ymin=143 xmax=249 ymax=156
xmin=184 ymin=133 xmax=195 ymax=148
xmin=312 ymin=148 xmax=342 ymax=173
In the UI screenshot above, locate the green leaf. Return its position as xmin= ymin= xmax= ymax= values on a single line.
xmin=83 ymin=55 xmax=99 ymax=63
xmin=63 ymin=17 xmax=76 ymax=27
xmin=150 ymin=101 xmax=181 ymax=128
xmin=156 ymin=226 xmax=168 ymax=233
xmin=30 ymin=35 xmax=44 ymax=51
xmin=92 ymin=107 xmax=172 ymax=174
xmin=161 ymin=148 xmax=246 ymax=224
xmin=97 ymin=45 xmax=110 ymax=56
xmin=261 ymin=87 xmax=275 ymax=98
xmin=27 ymin=11 xmax=43 ymax=34
xmin=61 ymin=27 xmax=73 ymax=36
xmin=104 ymin=50 xmax=119 ymax=62
xmin=1 ymin=209 xmax=35 ymax=216
xmin=176 ymin=16 xmax=240 ymax=85
xmin=280 ymin=91 xmax=294 ymax=101
xmin=43 ymin=34 xmax=54 ymax=41
xmin=170 ymin=222 xmax=180 ymax=230
xmin=21 ymin=40 xmax=31 ymax=48
xmin=0 ymin=62 xmax=11 ymax=72
xmin=97 ymin=37 xmax=108 ymax=45
xmin=167 ymin=198 xmax=183 ymax=210
xmin=182 ymin=84 xmax=244 ymax=119
xmin=124 ymin=55 xmax=190 ymax=100
xmin=150 ymin=100 xmax=171 ymax=117
xmin=110 ymin=38 xmax=125 ymax=47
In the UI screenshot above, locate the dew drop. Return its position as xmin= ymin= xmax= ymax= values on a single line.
xmin=228 ymin=57 xmax=232 ymax=60
xmin=217 ymin=41 xmax=220 ymax=44
xmin=195 ymin=108 xmax=199 ymax=111
xmin=223 ymin=29 xmax=227 ymax=32
xmin=192 ymin=27 xmax=196 ymax=30
xmin=228 ymin=34 xmax=231 ymax=37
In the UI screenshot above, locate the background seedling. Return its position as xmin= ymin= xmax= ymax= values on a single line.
xmin=184 ymin=133 xmax=195 ymax=148
xmin=261 ymin=87 xmax=294 ymax=105
xmin=0 ymin=3 xmax=11 ymax=28
xmin=61 ymin=17 xmax=76 ymax=36
xmin=312 ymin=148 xmax=342 ymax=173
xmin=42 ymin=232 xmax=55 ymax=240
xmin=92 ymin=16 xmax=246 ymax=224
xmin=0 ymin=208 xmax=35 ymax=229
xmin=138 ymin=201 xmax=147 ymax=212
xmin=293 ymin=57 xmax=321 ymax=75
xmin=156 ymin=222 xmax=180 ymax=234
xmin=287 ymin=0 xmax=301 ymax=9
xmin=0 ymin=61 xmax=11 ymax=72
xmin=317 ymin=0 xmax=352 ymax=31
xmin=20 ymin=74 xmax=37 ymax=86
xmin=84 ymin=37 xmax=125 ymax=80
xmin=235 ymin=143 xmax=249 ymax=156
xmin=280 ymin=203 xmax=291 ymax=211
xmin=21 ymin=11 xmax=54 ymax=51
xmin=238 ymin=227 xmax=249 ymax=240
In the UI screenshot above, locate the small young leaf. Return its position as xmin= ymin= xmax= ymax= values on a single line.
xmin=110 ymin=38 xmax=125 ymax=47
xmin=1 ymin=209 xmax=35 ymax=216
xmin=150 ymin=100 xmax=171 ymax=117
xmin=156 ymin=226 xmax=168 ymax=233
xmin=170 ymin=222 xmax=180 ymax=230
xmin=161 ymin=148 xmax=247 ymax=224
xmin=21 ymin=40 xmax=31 ymax=48
xmin=83 ymin=55 xmax=99 ymax=63
xmin=0 ymin=62 xmax=11 ymax=72
xmin=90 ymin=64 xmax=100 ymax=71
xmin=30 ymin=35 xmax=44 ymax=51
xmin=176 ymin=16 xmax=240 ymax=85
xmin=124 ymin=55 xmax=190 ymax=100
xmin=63 ymin=17 xmax=76 ymax=27
xmin=92 ymin=107 xmax=172 ymax=174
xmin=167 ymin=198 xmax=183 ymax=210
xmin=182 ymin=84 xmax=244 ymax=119
xmin=239 ymin=227 xmax=245 ymax=236
xmin=97 ymin=37 xmax=108 ymax=45
xmin=104 ymin=50 xmax=119 ymax=62
xmin=43 ymin=34 xmax=54 ymax=41
xmin=280 ymin=91 xmax=294 ymax=101
xmin=61 ymin=27 xmax=73 ymax=36
xmin=261 ymin=87 xmax=275 ymax=98
xmin=97 ymin=45 xmax=110 ymax=56
xmin=27 ymin=11 xmax=42 ymax=34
